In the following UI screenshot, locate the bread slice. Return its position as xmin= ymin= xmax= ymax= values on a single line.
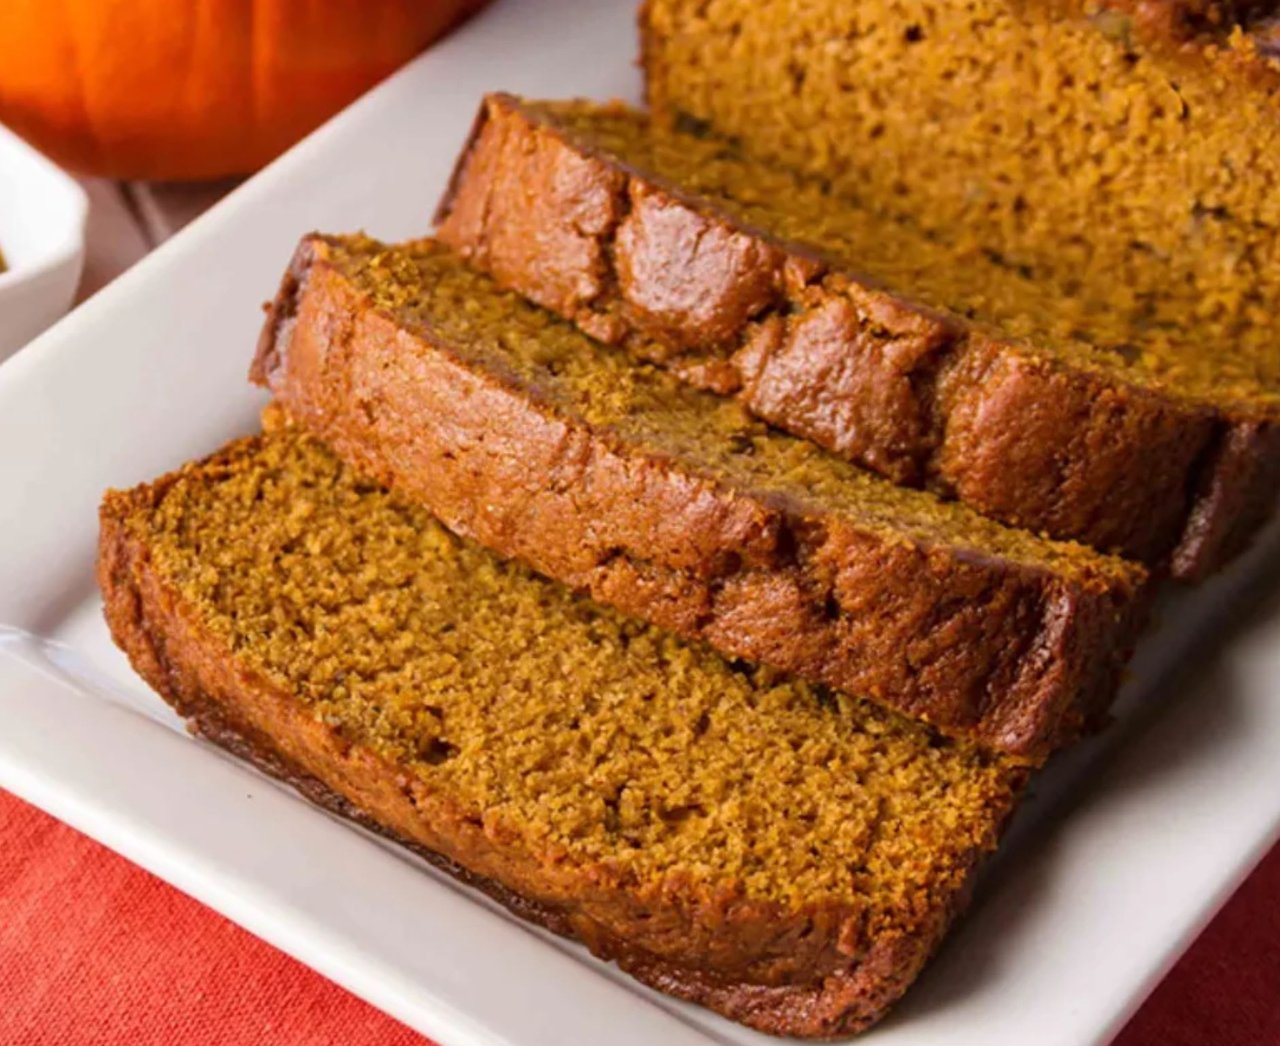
xmin=251 ymin=232 xmax=1146 ymax=761
xmin=435 ymin=93 xmax=1280 ymax=576
xmin=641 ymin=0 xmax=1280 ymax=375
xmin=98 ymin=424 xmax=1027 ymax=1038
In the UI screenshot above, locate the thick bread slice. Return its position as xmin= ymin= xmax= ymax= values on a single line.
xmin=97 ymin=425 xmax=1027 ymax=1038
xmin=251 ymin=233 xmax=1146 ymax=760
xmin=435 ymin=94 xmax=1280 ymax=577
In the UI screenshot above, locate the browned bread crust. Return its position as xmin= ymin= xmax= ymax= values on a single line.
xmin=250 ymin=233 xmax=1146 ymax=761
xmin=434 ymin=94 xmax=1280 ymax=577
xmin=96 ymin=441 xmax=1021 ymax=1038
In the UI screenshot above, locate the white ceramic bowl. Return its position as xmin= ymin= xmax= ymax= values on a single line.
xmin=0 ymin=124 xmax=88 ymax=361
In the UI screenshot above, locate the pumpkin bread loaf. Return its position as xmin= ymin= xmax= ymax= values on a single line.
xmin=641 ymin=0 xmax=1280 ymax=358
xmin=98 ymin=424 xmax=1027 ymax=1039
xmin=252 ymin=232 xmax=1146 ymax=761
xmin=435 ymin=94 xmax=1280 ymax=575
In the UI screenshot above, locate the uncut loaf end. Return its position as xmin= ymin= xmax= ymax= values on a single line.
xmin=641 ymin=0 xmax=1280 ymax=368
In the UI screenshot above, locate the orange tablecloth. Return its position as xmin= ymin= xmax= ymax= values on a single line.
xmin=2 ymin=787 xmax=1276 ymax=1045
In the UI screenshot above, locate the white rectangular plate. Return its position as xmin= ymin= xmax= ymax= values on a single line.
xmin=2 ymin=2 xmax=1279 ymax=1043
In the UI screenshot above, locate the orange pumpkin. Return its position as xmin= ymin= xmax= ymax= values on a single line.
xmin=0 ymin=0 xmax=489 ymax=180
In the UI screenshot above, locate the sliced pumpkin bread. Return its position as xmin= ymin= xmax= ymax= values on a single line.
xmin=435 ymin=94 xmax=1280 ymax=575
xmin=98 ymin=423 xmax=1027 ymax=1039
xmin=641 ymin=0 xmax=1280 ymax=365
xmin=251 ymin=232 xmax=1147 ymax=760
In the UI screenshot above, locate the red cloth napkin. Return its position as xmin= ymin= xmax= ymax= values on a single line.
xmin=0 ymin=790 xmax=422 ymax=1046
xmin=1 ymin=787 xmax=1276 ymax=1045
